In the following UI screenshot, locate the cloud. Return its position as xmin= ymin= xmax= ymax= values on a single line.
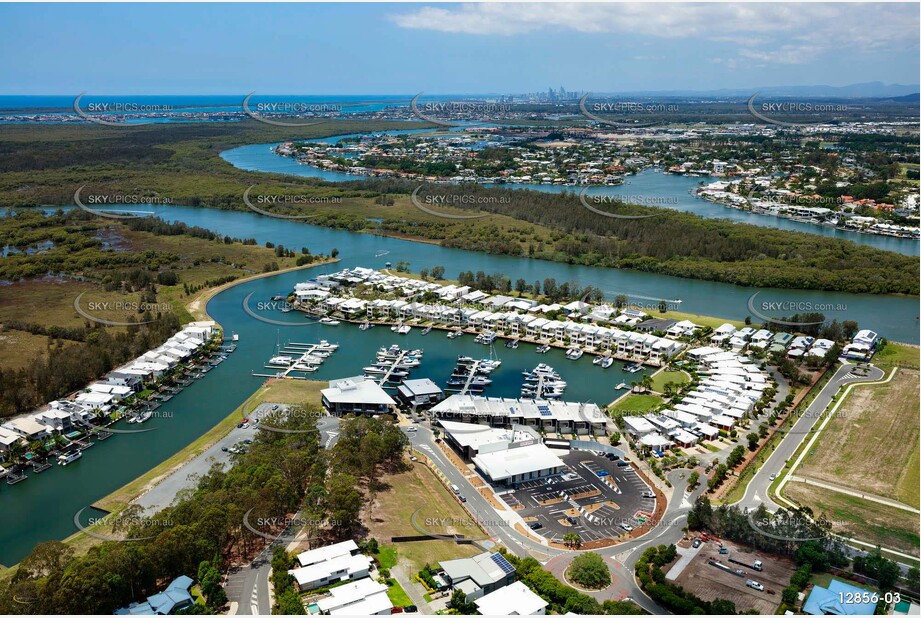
xmin=390 ymin=3 xmax=918 ymax=68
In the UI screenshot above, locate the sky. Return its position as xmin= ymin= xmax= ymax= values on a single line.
xmin=0 ymin=2 xmax=918 ymax=95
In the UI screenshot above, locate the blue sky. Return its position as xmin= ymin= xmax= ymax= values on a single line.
xmin=0 ymin=3 xmax=917 ymax=94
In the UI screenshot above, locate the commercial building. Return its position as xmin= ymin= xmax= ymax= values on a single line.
xmin=321 ymin=377 xmax=396 ymax=416
xmin=395 ymin=378 xmax=444 ymax=408
xmin=429 ymin=395 xmax=608 ymax=435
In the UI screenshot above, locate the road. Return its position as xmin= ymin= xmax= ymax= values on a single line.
xmin=734 ymin=362 xmax=884 ymax=512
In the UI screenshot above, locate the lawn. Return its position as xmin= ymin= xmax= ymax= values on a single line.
xmin=875 ymin=342 xmax=920 ymax=369
xmin=607 ymin=394 xmax=664 ymax=416
xmin=797 ymin=368 xmax=920 ymax=508
xmin=0 ymin=329 xmax=77 ymax=371
xmin=385 ymin=579 xmax=413 ymax=607
xmin=650 ymin=369 xmax=690 ymax=393
xmin=784 ymin=482 xmax=920 ymax=557
xmin=366 ymin=462 xmax=481 ymax=574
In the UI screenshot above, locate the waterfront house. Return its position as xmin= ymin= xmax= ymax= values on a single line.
xmin=0 ymin=427 xmax=22 ymax=454
xmin=115 ymin=575 xmax=194 ymax=616
xmin=2 ymin=416 xmax=50 ymax=441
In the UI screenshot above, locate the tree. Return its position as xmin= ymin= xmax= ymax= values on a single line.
xmin=431 ymin=266 xmax=445 ymax=279
xmin=687 ymin=471 xmax=700 ymax=489
xmin=568 ymin=553 xmax=610 ymax=589
xmin=562 ymin=532 xmax=582 ymax=549
xmin=448 ymin=590 xmax=477 ymax=614
xmin=746 ymin=432 xmax=759 ymax=451
xmin=515 ymin=278 xmax=528 ymax=296
xmin=331 ymin=248 xmax=339 ymax=258
xmin=614 ymin=294 xmax=628 ymax=309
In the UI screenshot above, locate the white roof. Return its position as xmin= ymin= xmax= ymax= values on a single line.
xmin=297 ymin=540 xmax=359 ymax=567
xmin=473 ymin=443 xmax=565 ymax=481
xmin=322 ymin=379 xmax=395 ymax=406
xmin=289 ymin=554 xmax=371 ymax=588
xmin=317 ymin=578 xmax=390 ymax=613
xmin=474 ymin=581 xmax=548 ymax=616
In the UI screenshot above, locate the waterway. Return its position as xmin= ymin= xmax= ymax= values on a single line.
xmin=2 ymin=200 xmax=918 ymax=566
xmin=221 ymin=135 xmax=919 ymax=257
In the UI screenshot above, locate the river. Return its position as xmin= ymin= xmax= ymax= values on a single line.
xmin=220 ymin=135 xmax=919 ymax=257
xmin=1 ymin=197 xmax=918 ymax=566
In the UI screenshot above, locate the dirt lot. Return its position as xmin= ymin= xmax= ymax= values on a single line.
xmin=674 ymin=539 xmax=796 ymax=614
xmin=798 ymin=368 xmax=920 ymax=508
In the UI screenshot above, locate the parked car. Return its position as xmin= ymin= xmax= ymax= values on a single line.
xmin=221 ymin=446 xmax=229 ymax=453
xmin=243 ymin=439 xmax=252 ymax=445
xmin=271 ymin=404 xmax=279 ymax=411
xmin=459 ymin=495 xmax=466 ymax=503
xmin=692 ymin=538 xmax=701 ymax=548
xmin=620 ymin=523 xmax=633 ymax=532
xmin=746 ymin=580 xmax=764 ymax=591
xmin=404 ymin=606 xmax=417 ymax=613
xmin=391 ymin=607 xmax=404 ymax=614
xmin=719 ymin=547 xmax=729 ymax=554
xmin=528 ymin=521 xmax=543 ymax=530
xmin=769 ymin=473 xmax=776 ymax=480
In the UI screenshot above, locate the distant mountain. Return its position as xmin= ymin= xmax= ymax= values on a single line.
xmin=604 ymin=82 xmax=920 ymax=99
xmin=885 ymin=92 xmax=920 ymax=103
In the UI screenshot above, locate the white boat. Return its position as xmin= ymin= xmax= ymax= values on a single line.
xmin=535 ymin=344 xmax=550 ymax=354
xmin=601 ymin=357 xmax=614 ymax=369
xmin=592 ymin=355 xmax=604 ymax=365
xmin=58 ymin=451 xmax=83 ymax=466
xmin=359 ymin=322 xmax=371 ymax=331
xmin=268 ymin=355 xmax=295 ymax=366
xmin=136 ymin=410 xmax=153 ymax=423
xmin=396 ymin=324 xmax=412 ymax=335
xmin=566 ymin=348 xmax=584 ymax=360
xmin=319 ymin=317 xmax=340 ymax=325
xmin=232 ymin=332 xmax=239 ymax=341
xmin=615 ymin=382 xmax=627 ymax=390
xmin=363 ymin=366 xmax=389 ymax=375
xmin=447 ymin=329 xmax=463 ymax=339
xmin=317 ymin=340 xmax=339 ymax=351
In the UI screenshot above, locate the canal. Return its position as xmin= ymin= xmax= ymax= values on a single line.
xmin=2 ymin=200 xmax=917 ymax=566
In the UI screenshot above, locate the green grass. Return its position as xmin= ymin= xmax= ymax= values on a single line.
xmin=385 ymin=579 xmax=413 ymax=607
xmin=608 ymin=394 xmax=664 ymax=416
xmin=808 ymin=573 xmax=877 ymax=594
xmin=650 ymin=369 xmax=690 ymax=393
xmin=875 ymin=342 xmax=920 ymax=369
xmin=377 ymin=545 xmax=398 ymax=570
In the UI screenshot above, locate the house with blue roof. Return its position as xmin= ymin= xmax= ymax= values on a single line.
xmin=803 ymin=579 xmax=877 ymax=615
xmin=115 ymin=575 xmax=194 ymax=615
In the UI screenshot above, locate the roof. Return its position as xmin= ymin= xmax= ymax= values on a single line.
xmin=317 ymin=578 xmax=391 ymax=613
xmin=474 ymin=581 xmax=548 ymax=615
xmin=289 ymin=554 xmax=371 ymax=588
xmin=440 ymin=420 xmax=539 ymax=452
xmin=803 ymin=579 xmax=877 ymax=615
xmin=440 ymin=552 xmax=515 ymax=588
xmin=398 ymin=378 xmax=443 ymax=397
xmin=297 ymin=539 xmax=359 ymax=567
xmin=322 ymin=379 xmax=395 ymax=406
xmin=473 ymin=443 xmax=565 ymax=481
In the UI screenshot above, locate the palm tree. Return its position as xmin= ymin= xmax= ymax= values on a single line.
xmin=563 ymin=532 xmax=582 ymax=549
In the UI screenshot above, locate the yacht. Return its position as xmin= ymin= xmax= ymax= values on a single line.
xmin=600 ymin=356 xmax=614 ymax=369
xmin=565 ymin=348 xmax=584 ymax=360
xmin=505 ymin=339 xmax=519 ymax=349
xmin=447 ymin=329 xmax=463 ymax=339
xmin=363 ymin=366 xmax=389 ymax=375
xmin=593 ymin=355 xmax=604 ymax=365
xmin=535 ymin=344 xmax=551 ymax=354
xmin=319 ymin=317 xmax=340 ymax=325
xmin=421 ymin=325 xmax=433 ymax=336
xmin=57 ymin=451 xmax=83 ymax=466
xmin=268 ymin=356 xmax=295 ymax=366
xmin=317 ymin=340 xmax=339 ymax=351
xmin=396 ymin=324 xmax=412 ymax=335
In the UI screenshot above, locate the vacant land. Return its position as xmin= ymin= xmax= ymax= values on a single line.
xmin=650 ymin=369 xmax=690 ymax=392
xmin=0 ymin=329 xmax=76 ymax=371
xmin=365 ymin=461 xmax=481 ymax=574
xmin=674 ymin=539 xmax=796 ymax=614
xmin=875 ymin=342 xmax=920 ymax=369
xmin=797 ymin=368 xmax=920 ymax=508
xmin=608 ymin=394 xmax=664 ymax=416
xmin=785 ymin=482 xmax=920 ymax=557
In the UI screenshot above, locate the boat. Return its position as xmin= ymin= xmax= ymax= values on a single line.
xmin=136 ymin=410 xmax=153 ymax=423
xmin=535 ymin=344 xmax=551 ymax=354
xmin=593 ymin=355 xmax=604 ymax=365
xmin=615 ymin=382 xmax=627 ymax=390
xmin=363 ymin=366 xmax=389 ymax=375
xmin=232 ymin=332 xmax=239 ymax=341
xmin=359 ymin=321 xmax=371 ymax=331
xmin=625 ymin=363 xmax=643 ymax=373
xmin=57 ymin=451 xmax=83 ymax=466
xmin=396 ymin=324 xmax=412 ymax=335
xmin=566 ymin=348 xmax=584 ymax=360
xmin=505 ymin=339 xmax=519 ymax=349
xmin=409 ymin=349 xmax=424 ymax=357
xmin=475 ymin=331 xmax=497 ymax=345
xmin=269 ymin=355 xmax=295 ymax=366
xmin=601 ymin=357 xmax=614 ymax=369
xmin=421 ymin=325 xmax=433 ymax=336
xmin=280 ymin=307 xmax=292 ymax=313
xmin=317 ymin=340 xmax=339 ymax=351
xmin=319 ymin=317 xmax=340 ymax=325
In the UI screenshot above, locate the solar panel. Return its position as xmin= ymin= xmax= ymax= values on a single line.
xmin=490 ymin=553 xmax=516 ymax=575
xmin=540 ymin=409 xmax=553 ymax=417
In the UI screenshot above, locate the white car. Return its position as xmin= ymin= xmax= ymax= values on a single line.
xmin=406 ymin=426 xmax=418 ymax=433
xmin=746 ymin=580 xmax=764 ymax=591
xmin=769 ymin=473 xmax=776 ymax=481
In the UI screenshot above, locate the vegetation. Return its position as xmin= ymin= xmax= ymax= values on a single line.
xmin=1 ymin=121 xmax=916 ymax=295
xmin=634 ymin=544 xmax=737 ymax=614
xmin=567 ymin=552 xmax=611 ymax=589
xmin=502 ymin=551 xmax=644 ymax=615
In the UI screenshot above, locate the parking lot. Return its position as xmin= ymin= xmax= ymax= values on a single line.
xmin=499 ymin=451 xmax=656 ymax=544
xmin=673 ymin=538 xmax=796 ymax=614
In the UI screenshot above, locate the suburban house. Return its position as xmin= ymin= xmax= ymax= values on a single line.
xmin=439 ymin=552 xmax=517 ymax=600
